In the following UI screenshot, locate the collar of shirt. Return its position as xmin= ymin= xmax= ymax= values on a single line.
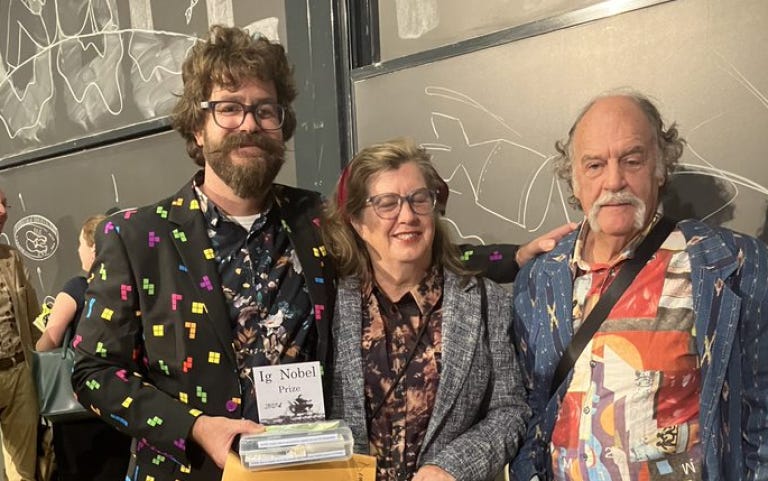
xmin=192 ymin=172 xmax=272 ymax=234
xmin=571 ymin=211 xmax=663 ymax=274
xmin=363 ymin=265 xmax=444 ymax=318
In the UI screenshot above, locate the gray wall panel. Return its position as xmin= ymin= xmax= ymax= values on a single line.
xmin=354 ymin=0 xmax=768 ymax=246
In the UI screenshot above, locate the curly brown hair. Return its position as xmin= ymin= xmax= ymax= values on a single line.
xmin=171 ymin=25 xmax=298 ymax=166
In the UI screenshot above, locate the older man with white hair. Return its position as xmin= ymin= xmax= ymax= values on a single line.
xmin=509 ymin=91 xmax=768 ymax=481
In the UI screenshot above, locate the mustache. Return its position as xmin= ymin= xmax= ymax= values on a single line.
xmin=209 ymin=132 xmax=285 ymax=157
xmin=593 ymin=190 xmax=642 ymax=209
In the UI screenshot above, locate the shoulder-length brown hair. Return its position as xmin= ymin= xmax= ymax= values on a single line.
xmin=322 ymin=137 xmax=471 ymax=286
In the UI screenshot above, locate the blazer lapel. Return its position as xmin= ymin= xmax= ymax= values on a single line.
xmin=683 ymin=222 xmax=741 ymax=448
xmin=166 ymin=186 xmax=236 ymax=367
xmin=272 ymin=185 xmax=336 ymax=368
xmin=336 ymin=278 xmax=368 ymax=448
xmin=422 ymin=272 xmax=481 ymax=449
xmin=530 ymin=238 xmax=577 ymax=415
xmin=542 ymin=250 xmax=576 ymax=372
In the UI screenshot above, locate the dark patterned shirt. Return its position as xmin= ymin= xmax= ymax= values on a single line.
xmin=195 ymin=183 xmax=313 ymax=421
xmin=362 ymin=267 xmax=444 ymax=481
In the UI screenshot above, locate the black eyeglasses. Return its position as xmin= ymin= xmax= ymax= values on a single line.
xmin=200 ymin=100 xmax=285 ymax=131
xmin=365 ymin=188 xmax=437 ymax=219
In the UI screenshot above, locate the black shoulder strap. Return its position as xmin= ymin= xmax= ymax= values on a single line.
xmin=478 ymin=276 xmax=488 ymax=332
xmin=549 ymin=217 xmax=677 ymax=398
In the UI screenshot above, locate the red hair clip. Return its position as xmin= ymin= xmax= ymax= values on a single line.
xmin=336 ymin=163 xmax=352 ymax=219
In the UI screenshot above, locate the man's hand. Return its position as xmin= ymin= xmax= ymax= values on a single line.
xmin=190 ymin=415 xmax=265 ymax=468
xmin=413 ymin=464 xmax=456 ymax=481
xmin=515 ymin=222 xmax=579 ymax=267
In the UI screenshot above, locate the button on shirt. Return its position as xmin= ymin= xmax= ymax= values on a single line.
xmin=550 ymin=215 xmax=703 ymax=481
xmin=195 ymin=184 xmax=313 ymax=421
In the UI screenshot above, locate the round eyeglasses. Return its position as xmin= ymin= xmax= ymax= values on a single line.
xmin=365 ymin=188 xmax=437 ymax=219
xmin=200 ymin=100 xmax=285 ymax=131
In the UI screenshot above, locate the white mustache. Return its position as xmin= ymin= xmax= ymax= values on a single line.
xmin=594 ymin=190 xmax=642 ymax=209
xmin=587 ymin=190 xmax=647 ymax=234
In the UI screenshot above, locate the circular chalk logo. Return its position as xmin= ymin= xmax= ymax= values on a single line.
xmin=13 ymin=215 xmax=59 ymax=261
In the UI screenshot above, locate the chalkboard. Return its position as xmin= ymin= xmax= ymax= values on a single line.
xmin=0 ymin=0 xmax=287 ymax=167
xmin=377 ymin=0 xmax=600 ymax=62
xmin=353 ymin=0 xmax=768 ymax=246
xmin=0 ymin=131 xmax=208 ymax=295
xmin=0 ymin=0 xmax=346 ymax=300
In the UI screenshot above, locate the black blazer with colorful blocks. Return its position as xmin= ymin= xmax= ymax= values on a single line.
xmin=72 ymin=174 xmax=336 ymax=481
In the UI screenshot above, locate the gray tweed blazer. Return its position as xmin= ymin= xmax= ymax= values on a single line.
xmin=331 ymin=270 xmax=530 ymax=481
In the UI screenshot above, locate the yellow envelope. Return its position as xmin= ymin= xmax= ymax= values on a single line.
xmin=222 ymin=451 xmax=376 ymax=481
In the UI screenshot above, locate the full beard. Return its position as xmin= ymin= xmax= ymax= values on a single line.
xmin=203 ymin=132 xmax=286 ymax=199
xmin=587 ymin=190 xmax=646 ymax=233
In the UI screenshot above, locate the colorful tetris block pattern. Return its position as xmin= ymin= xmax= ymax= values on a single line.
xmin=75 ymin=186 xmax=333 ymax=479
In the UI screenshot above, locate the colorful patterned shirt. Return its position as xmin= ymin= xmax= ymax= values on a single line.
xmin=195 ymin=184 xmax=313 ymax=422
xmin=363 ymin=267 xmax=444 ymax=481
xmin=550 ymin=215 xmax=703 ymax=480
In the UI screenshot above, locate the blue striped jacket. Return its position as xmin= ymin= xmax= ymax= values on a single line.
xmin=509 ymin=219 xmax=768 ymax=481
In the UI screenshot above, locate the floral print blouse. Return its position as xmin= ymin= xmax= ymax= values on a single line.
xmin=196 ymin=186 xmax=313 ymax=421
xmin=362 ymin=266 xmax=444 ymax=481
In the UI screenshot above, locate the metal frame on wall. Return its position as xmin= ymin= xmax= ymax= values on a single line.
xmin=341 ymin=0 xmax=673 ymax=157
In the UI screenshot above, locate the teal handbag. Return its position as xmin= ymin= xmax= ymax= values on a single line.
xmin=31 ymin=328 xmax=92 ymax=422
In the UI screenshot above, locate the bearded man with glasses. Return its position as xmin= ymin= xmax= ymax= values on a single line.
xmin=72 ymin=25 xmax=571 ymax=481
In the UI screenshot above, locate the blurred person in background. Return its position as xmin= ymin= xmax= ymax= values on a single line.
xmin=0 ymin=187 xmax=41 ymax=481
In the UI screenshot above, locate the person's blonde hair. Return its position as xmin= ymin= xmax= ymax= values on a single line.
xmin=322 ymin=137 xmax=470 ymax=286
xmin=81 ymin=215 xmax=106 ymax=247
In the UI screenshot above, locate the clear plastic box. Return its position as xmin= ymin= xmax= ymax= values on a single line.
xmin=238 ymin=420 xmax=354 ymax=470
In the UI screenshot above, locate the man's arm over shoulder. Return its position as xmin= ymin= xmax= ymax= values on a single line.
xmin=459 ymin=244 xmax=520 ymax=284
xmin=458 ymin=223 xmax=577 ymax=284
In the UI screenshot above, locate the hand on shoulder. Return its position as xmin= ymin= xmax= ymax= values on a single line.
xmin=515 ymin=222 xmax=578 ymax=267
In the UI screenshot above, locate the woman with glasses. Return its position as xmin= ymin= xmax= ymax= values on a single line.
xmin=323 ymin=138 xmax=530 ymax=481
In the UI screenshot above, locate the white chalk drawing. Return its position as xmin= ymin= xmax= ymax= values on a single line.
xmin=206 ymin=0 xmax=234 ymax=27
xmin=13 ymin=214 xmax=59 ymax=261
xmin=36 ymin=266 xmax=45 ymax=294
xmin=0 ymin=0 xmax=281 ymax=163
xmin=395 ymin=0 xmax=439 ymax=39
xmin=112 ymin=173 xmax=120 ymax=203
xmin=419 ymin=86 xmax=768 ymax=244
xmin=419 ymin=86 xmax=570 ymax=244
xmin=185 ymin=0 xmax=200 ymax=25
xmin=245 ymin=17 xmax=280 ymax=43
xmin=17 ymin=192 xmax=26 ymax=212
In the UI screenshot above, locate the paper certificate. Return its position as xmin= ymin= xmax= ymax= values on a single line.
xmin=252 ymin=361 xmax=325 ymax=425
